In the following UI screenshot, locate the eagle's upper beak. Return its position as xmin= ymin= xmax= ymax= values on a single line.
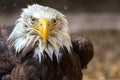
xmin=33 ymin=19 xmax=51 ymax=43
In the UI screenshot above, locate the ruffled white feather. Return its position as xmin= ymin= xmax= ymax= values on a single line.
xmin=8 ymin=4 xmax=72 ymax=62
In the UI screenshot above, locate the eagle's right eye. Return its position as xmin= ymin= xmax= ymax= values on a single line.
xmin=30 ymin=16 xmax=38 ymax=26
xmin=53 ymin=19 xmax=57 ymax=23
xmin=31 ymin=18 xmax=36 ymax=22
xmin=31 ymin=17 xmax=36 ymax=22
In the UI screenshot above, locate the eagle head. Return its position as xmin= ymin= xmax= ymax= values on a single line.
xmin=8 ymin=4 xmax=72 ymax=62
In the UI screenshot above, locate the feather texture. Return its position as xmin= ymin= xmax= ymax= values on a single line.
xmin=8 ymin=4 xmax=72 ymax=62
xmin=0 ymin=25 xmax=94 ymax=80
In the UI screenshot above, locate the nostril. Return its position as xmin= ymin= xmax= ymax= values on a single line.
xmin=40 ymin=24 xmax=42 ymax=26
xmin=48 ymin=24 xmax=50 ymax=26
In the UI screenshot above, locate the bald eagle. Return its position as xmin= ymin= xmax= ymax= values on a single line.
xmin=0 ymin=4 xmax=94 ymax=80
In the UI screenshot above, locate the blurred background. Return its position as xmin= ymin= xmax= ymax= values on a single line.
xmin=0 ymin=0 xmax=120 ymax=80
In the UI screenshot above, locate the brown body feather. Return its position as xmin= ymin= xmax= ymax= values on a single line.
xmin=0 ymin=26 xmax=93 ymax=80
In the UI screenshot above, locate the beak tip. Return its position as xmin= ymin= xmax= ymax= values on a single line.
xmin=43 ymin=40 xmax=47 ymax=44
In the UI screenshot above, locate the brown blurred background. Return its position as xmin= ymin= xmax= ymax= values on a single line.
xmin=0 ymin=0 xmax=120 ymax=80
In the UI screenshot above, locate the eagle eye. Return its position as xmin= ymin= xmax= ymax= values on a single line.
xmin=53 ymin=19 xmax=57 ymax=23
xmin=31 ymin=16 xmax=37 ymax=22
xmin=52 ymin=19 xmax=57 ymax=27
xmin=31 ymin=18 xmax=36 ymax=22
xmin=30 ymin=16 xmax=38 ymax=26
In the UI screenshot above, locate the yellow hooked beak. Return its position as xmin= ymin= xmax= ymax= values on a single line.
xmin=33 ymin=19 xmax=50 ymax=43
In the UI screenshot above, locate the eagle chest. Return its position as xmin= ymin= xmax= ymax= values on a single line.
xmin=10 ymin=50 xmax=82 ymax=80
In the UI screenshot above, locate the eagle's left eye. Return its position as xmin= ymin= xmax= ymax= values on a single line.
xmin=52 ymin=19 xmax=57 ymax=27
xmin=53 ymin=19 xmax=57 ymax=23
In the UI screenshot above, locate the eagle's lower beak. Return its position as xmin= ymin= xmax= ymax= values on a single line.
xmin=33 ymin=19 xmax=50 ymax=43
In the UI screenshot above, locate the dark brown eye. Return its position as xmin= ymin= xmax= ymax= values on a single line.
xmin=31 ymin=16 xmax=38 ymax=25
xmin=31 ymin=17 xmax=36 ymax=22
xmin=53 ymin=19 xmax=57 ymax=23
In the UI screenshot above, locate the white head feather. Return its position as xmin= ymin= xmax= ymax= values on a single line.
xmin=8 ymin=4 xmax=72 ymax=62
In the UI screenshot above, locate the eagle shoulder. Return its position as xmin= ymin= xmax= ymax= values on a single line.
xmin=71 ymin=36 xmax=94 ymax=69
